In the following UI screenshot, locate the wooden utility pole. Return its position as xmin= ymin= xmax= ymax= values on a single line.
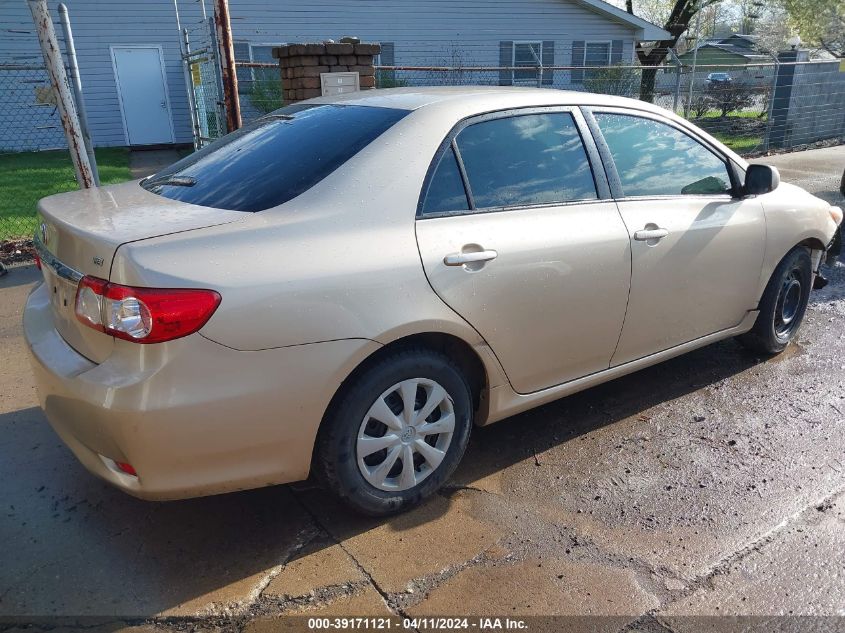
xmin=28 ymin=0 xmax=94 ymax=188
xmin=213 ymin=0 xmax=241 ymax=132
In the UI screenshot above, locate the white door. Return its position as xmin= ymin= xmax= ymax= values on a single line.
xmin=112 ymin=47 xmax=174 ymax=145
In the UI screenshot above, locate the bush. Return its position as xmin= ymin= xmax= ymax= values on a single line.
xmin=248 ymin=68 xmax=283 ymax=114
xmin=375 ymin=70 xmax=408 ymax=88
xmin=688 ymin=92 xmax=714 ymax=118
xmin=705 ymin=81 xmax=756 ymax=117
xmin=583 ymin=64 xmax=641 ymax=97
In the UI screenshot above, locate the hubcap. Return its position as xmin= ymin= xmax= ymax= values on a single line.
xmin=356 ymin=378 xmax=455 ymax=492
xmin=775 ymin=270 xmax=803 ymax=336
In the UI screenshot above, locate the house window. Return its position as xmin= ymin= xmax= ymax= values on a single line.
xmin=234 ymin=43 xmax=282 ymax=92
xmin=250 ymin=45 xmax=276 ymax=63
xmin=584 ymin=42 xmax=611 ymax=67
xmin=513 ymin=42 xmax=542 ymax=85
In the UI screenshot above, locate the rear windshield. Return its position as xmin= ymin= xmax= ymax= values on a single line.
xmin=141 ymin=104 xmax=409 ymax=212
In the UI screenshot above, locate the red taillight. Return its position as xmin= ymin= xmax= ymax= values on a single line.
xmin=115 ymin=461 xmax=137 ymax=476
xmin=34 ymin=253 xmax=42 ymax=270
xmin=74 ymin=276 xmax=221 ymax=344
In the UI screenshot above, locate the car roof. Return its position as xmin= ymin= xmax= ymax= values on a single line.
xmin=308 ymin=86 xmax=669 ymax=116
xmin=306 ymin=86 xmax=748 ymax=168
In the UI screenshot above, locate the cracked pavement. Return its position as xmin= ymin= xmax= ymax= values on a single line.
xmin=1 ymin=146 xmax=843 ymax=632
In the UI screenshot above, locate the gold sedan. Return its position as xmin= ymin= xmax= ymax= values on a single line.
xmin=24 ymin=88 xmax=842 ymax=515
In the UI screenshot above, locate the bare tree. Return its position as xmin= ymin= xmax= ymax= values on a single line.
xmin=625 ymin=0 xmax=722 ymax=102
xmin=438 ymin=43 xmax=470 ymax=86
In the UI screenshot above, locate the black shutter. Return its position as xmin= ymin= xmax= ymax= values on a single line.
xmin=380 ymin=41 xmax=395 ymax=65
xmin=499 ymin=41 xmax=513 ymax=86
xmin=233 ymin=42 xmax=252 ymax=91
xmin=611 ymin=39 xmax=624 ymax=64
xmin=542 ymin=41 xmax=554 ymax=85
xmin=380 ymin=42 xmax=395 ymax=83
xmin=571 ymin=40 xmax=585 ymax=83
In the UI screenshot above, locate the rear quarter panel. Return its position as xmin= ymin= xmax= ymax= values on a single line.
xmin=109 ymin=108 xmax=485 ymax=352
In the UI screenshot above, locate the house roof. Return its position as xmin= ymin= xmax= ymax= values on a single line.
xmin=572 ymin=0 xmax=671 ymax=41
xmin=684 ymin=34 xmax=773 ymax=61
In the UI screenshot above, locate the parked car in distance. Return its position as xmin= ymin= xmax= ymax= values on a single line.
xmin=707 ymin=72 xmax=733 ymax=84
xmin=25 ymin=87 xmax=843 ymax=516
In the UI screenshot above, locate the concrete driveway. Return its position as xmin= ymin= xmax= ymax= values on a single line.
xmin=1 ymin=147 xmax=843 ymax=632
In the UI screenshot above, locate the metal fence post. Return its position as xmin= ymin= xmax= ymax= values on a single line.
xmin=181 ymin=28 xmax=203 ymax=150
xmin=28 ymin=0 xmax=94 ymax=189
xmin=768 ymin=50 xmax=799 ymax=150
xmin=762 ymin=55 xmax=781 ymax=152
xmin=57 ymin=3 xmax=98 ymax=186
xmin=208 ymin=16 xmax=228 ymax=136
xmin=668 ymin=48 xmax=683 ymax=114
xmin=213 ymin=0 xmax=241 ymax=132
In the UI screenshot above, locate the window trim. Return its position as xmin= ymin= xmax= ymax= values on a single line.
xmin=234 ymin=42 xmax=281 ymax=84
xmin=418 ymin=143 xmax=473 ymax=214
xmin=581 ymin=106 xmax=743 ymax=200
xmin=511 ymin=41 xmax=543 ymax=86
xmin=416 ymin=105 xmax=610 ymax=219
xmin=249 ymin=43 xmax=280 ymax=63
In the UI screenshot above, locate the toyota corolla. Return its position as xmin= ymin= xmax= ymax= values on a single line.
xmin=24 ymin=87 xmax=842 ymax=515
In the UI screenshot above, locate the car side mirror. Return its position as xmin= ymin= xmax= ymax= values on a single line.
xmin=745 ymin=164 xmax=780 ymax=196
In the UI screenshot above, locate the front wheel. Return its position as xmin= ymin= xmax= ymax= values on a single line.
xmin=314 ymin=348 xmax=473 ymax=516
xmin=738 ymin=247 xmax=812 ymax=355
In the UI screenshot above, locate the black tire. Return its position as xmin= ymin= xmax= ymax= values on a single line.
xmin=738 ymin=247 xmax=812 ymax=355
xmin=314 ymin=347 xmax=473 ymax=516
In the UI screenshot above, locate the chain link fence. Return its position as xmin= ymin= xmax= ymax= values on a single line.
xmin=177 ymin=7 xmax=226 ymax=149
xmin=236 ymin=62 xmax=284 ymax=121
xmin=369 ymin=62 xmax=835 ymax=157
xmin=223 ymin=58 xmax=843 ymax=163
xmin=1 ymin=63 xmax=73 ymax=263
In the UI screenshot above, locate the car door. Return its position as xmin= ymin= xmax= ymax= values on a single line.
xmin=584 ymin=108 xmax=766 ymax=366
xmin=415 ymin=108 xmax=632 ymax=394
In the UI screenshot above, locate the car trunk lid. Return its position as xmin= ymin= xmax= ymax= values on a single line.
xmin=35 ymin=180 xmax=244 ymax=363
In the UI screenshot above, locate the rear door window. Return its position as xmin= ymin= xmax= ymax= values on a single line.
xmin=142 ymin=104 xmax=408 ymax=212
xmin=454 ymin=112 xmax=597 ymax=209
xmin=421 ymin=146 xmax=470 ymax=214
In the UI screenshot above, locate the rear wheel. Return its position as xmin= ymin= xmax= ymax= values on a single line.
xmin=738 ymin=247 xmax=812 ymax=354
xmin=314 ymin=348 xmax=473 ymax=516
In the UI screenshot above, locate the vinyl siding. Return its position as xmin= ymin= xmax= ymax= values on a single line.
xmin=1 ymin=0 xmax=640 ymax=150
xmin=226 ymin=0 xmax=637 ymax=67
xmin=1 ymin=0 xmax=193 ymax=150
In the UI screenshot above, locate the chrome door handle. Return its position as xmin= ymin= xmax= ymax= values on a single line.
xmin=443 ymin=250 xmax=498 ymax=266
xmin=633 ymin=228 xmax=669 ymax=241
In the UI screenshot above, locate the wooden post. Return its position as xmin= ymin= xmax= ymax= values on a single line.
xmin=213 ymin=0 xmax=241 ymax=132
xmin=28 ymin=0 xmax=94 ymax=188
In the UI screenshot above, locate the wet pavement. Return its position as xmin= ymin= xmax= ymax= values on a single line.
xmin=0 ymin=147 xmax=843 ymax=632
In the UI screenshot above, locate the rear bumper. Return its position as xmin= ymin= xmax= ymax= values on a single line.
xmin=24 ymin=282 xmax=379 ymax=500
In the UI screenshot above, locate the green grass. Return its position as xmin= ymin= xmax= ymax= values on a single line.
xmin=0 ymin=147 xmax=131 ymax=240
xmin=711 ymin=133 xmax=764 ymax=153
xmin=698 ymin=109 xmax=766 ymax=120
